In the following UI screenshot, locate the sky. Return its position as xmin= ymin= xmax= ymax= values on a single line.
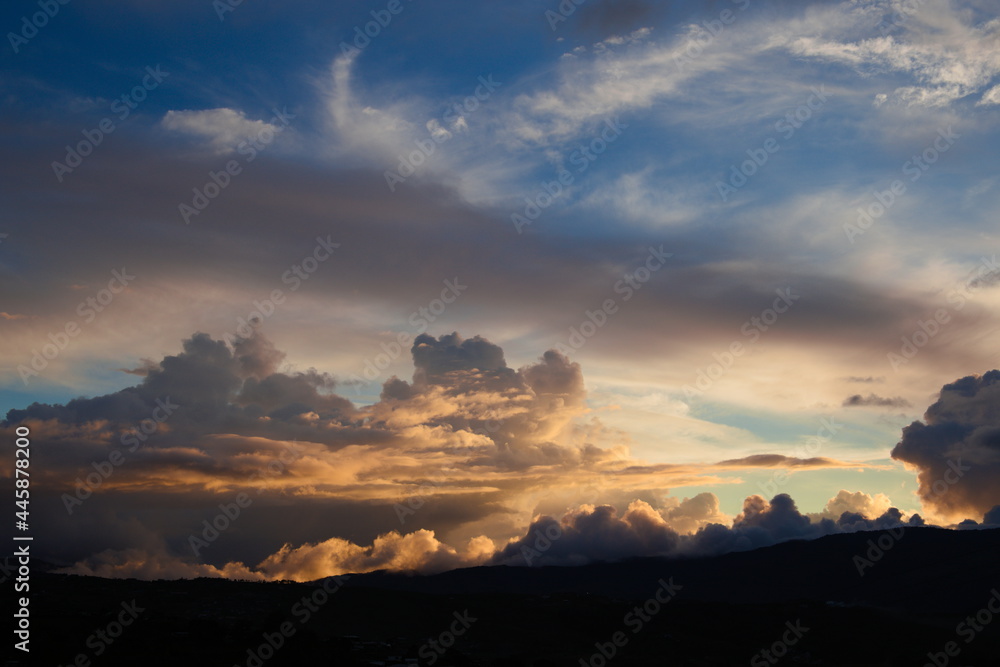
xmin=2 ymin=0 xmax=1000 ymax=580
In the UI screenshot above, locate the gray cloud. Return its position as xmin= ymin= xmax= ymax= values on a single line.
xmin=891 ymin=371 xmax=1000 ymax=520
xmin=842 ymin=393 xmax=912 ymax=408
xmin=715 ymin=454 xmax=862 ymax=468
xmin=492 ymin=492 xmax=922 ymax=568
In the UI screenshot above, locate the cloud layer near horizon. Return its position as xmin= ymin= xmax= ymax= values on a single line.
xmin=6 ymin=330 xmax=997 ymax=581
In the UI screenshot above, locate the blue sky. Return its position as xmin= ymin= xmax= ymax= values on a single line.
xmin=3 ymin=0 xmax=1000 ymax=578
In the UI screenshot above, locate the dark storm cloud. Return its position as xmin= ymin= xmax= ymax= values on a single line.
xmin=842 ymin=393 xmax=911 ymax=408
xmin=0 ymin=331 xmax=618 ymax=571
xmin=835 ymin=507 xmax=925 ymax=532
xmin=412 ymin=333 xmax=511 ymax=385
xmin=891 ymin=371 xmax=1000 ymax=519
xmin=5 ymin=333 xmax=351 ymax=431
xmin=492 ymin=493 xmax=921 ymax=568
xmin=983 ymin=505 xmax=1000 ymax=526
xmin=492 ymin=501 xmax=681 ymax=566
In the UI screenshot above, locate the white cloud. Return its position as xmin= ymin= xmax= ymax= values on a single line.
xmin=977 ymin=83 xmax=1000 ymax=105
xmin=774 ymin=1 xmax=1000 ymax=108
xmin=161 ymin=107 xmax=282 ymax=153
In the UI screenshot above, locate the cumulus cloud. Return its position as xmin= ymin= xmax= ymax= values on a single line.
xmin=812 ymin=489 xmax=894 ymax=521
xmin=660 ymin=492 xmax=731 ymax=535
xmin=54 ymin=489 xmax=924 ymax=580
xmin=57 ymin=530 xmax=496 ymax=582
xmin=255 ymin=531 xmax=495 ymax=581
xmin=891 ymin=370 xmax=1000 ymax=521
xmin=490 ymin=492 xmax=922 ymax=569
xmin=0 ymin=330 xmax=952 ymax=582
xmin=492 ymin=500 xmax=681 ymax=567
xmin=0 ymin=331 xmax=651 ymax=575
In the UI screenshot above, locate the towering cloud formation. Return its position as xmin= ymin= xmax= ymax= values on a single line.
xmin=0 ymin=331 xmax=951 ymax=581
xmin=891 ymin=371 xmax=1000 ymax=521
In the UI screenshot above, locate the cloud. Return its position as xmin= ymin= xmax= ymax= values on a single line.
xmin=978 ymin=83 xmax=1000 ymax=106
xmin=0 ymin=328 xmax=957 ymax=581
xmin=983 ymin=505 xmax=1000 ymax=526
xmin=660 ymin=492 xmax=731 ymax=535
xmin=842 ymin=393 xmax=912 ymax=407
xmin=714 ymin=454 xmax=879 ymax=469
xmin=0 ymin=331 xmax=647 ymax=571
xmin=491 ymin=491 xmax=922 ymax=569
xmin=774 ymin=0 xmax=1000 ymax=108
xmin=255 ymin=531 xmax=495 ymax=581
xmin=891 ymin=370 xmax=1000 ymax=521
xmin=411 ymin=332 xmax=511 ymax=385
xmin=59 ymin=547 xmax=265 ymax=581
xmin=58 ymin=529 xmax=498 ymax=582
xmin=62 ymin=488 xmax=928 ymax=581
xmin=573 ymin=0 xmax=669 ymax=39
xmin=492 ymin=500 xmax=681 ymax=566
xmin=161 ymin=108 xmax=283 ymax=153
xmin=812 ymin=489 xmax=894 ymax=521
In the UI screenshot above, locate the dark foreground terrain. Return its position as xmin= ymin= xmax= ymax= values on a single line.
xmin=6 ymin=527 xmax=1000 ymax=666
